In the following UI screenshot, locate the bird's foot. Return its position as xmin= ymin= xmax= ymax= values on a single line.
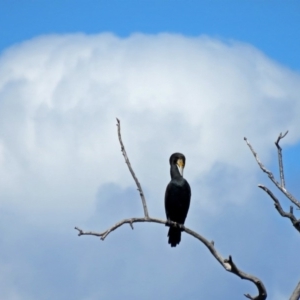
xmin=165 ymin=219 xmax=172 ymax=227
xmin=179 ymin=224 xmax=185 ymax=231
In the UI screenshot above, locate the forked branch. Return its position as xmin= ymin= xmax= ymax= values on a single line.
xmin=75 ymin=219 xmax=267 ymax=299
xmin=244 ymin=135 xmax=300 ymax=208
xmin=75 ymin=119 xmax=267 ymax=299
xmin=258 ymin=185 xmax=300 ymax=233
xmin=275 ymin=131 xmax=288 ymax=188
xmin=246 ymin=132 xmax=300 ymax=299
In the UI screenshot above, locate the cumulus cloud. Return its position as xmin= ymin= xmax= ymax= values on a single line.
xmin=1 ymin=33 xmax=300 ymax=299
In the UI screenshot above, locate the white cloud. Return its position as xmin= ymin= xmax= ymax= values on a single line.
xmin=1 ymin=33 xmax=300 ymax=299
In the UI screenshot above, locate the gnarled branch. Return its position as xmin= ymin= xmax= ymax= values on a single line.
xmin=246 ymin=132 xmax=300 ymax=299
xmin=258 ymin=185 xmax=300 ymax=233
xmin=223 ymin=255 xmax=266 ymax=300
xmin=75 ymin=219 xmax=267 ymax=299
xmin=244 ymin=135 xmax=300 ymax=208
xmin=75 ymin=119 xmax=267 ymax=299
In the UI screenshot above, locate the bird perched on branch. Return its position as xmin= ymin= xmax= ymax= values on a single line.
xmin=165 ymin=153 xmax=191 ymax=247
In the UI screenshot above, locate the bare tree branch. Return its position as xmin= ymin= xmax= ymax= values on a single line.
xmin=223 ymin=255 xmax=266 ymax=300
xmin=290 ymin=281 xmax=300 ymax=300
xmin=75 ymin=217 xmax=163 ymax=240
xmin=246 ymin=132 xmax=300 ymax=299
xmin=258 ymin=185 xmax=300 ymax=233
xmin=75 ymin=120 xmax=268 ymax=299
xmin=116 ymin=118 xmax=149 ymax=218
xmin=75 ymin=219 xmax=267 ymax=299
xmin=244 ymin=137 xmax=300 ymax=208
xmin=275 ymin=131 xmax=288 ymax=188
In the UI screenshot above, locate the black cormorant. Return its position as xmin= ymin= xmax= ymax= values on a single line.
xmin=165 ymin=153 xmax=191 ymax=247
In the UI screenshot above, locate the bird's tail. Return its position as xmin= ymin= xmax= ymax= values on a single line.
xmin=168 ymin=227 xmax=181 ymax=247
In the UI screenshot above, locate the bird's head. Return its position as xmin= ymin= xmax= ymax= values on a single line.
xmin=169 ymin=153 xmax=186 ymax=176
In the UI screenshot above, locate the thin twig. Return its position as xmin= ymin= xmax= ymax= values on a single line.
xmin=75 ymin=220 xmax=267 ymax=299
xmin=258 ymin=185 xmax=300 ymax=233
xmin=275 ymin=131 xmax=288 ymax=188
xmin=290 ymin=280 xmax=300 ymax=300
xmin=116 ymin=118 xmax=149 ymax=218
xmin=244 ymin=137 xmax=300 ymax=208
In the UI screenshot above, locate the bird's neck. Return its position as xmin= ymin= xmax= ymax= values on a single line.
xmin=170 ymin=164 xmax=182 ymax=180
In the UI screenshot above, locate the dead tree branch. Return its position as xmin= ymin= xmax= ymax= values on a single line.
xmin=75 ymin=219 xmax=267 ymax=299
xmin=116 ymin=118 xmax=149 ymax=218
xmin=258 ymin=185 xmax=300 ymax=233
xmin=75 ymin=120 xmax=267 ymax=299
xmin=275 ymin=130 xmax=288 ymax=188
xmin=75 ymin=218 xmax=163 ymax=240
xmin=223 ymin=255 xmax=266 ymax=300
xmin=244 ymin=136 xmax=300 ymax=208
xmin=246 ymin=132 xmax=300 ymax=299
xmin=290 ymin=280 xmax=300 ymax=300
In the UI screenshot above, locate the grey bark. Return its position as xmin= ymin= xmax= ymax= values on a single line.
xmin=75 ymin=119 xmax=267 ymax=299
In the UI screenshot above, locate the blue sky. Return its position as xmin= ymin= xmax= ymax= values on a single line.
xmin=1 ymin=1 xmax=300 ymax=300
xmin=1 ymin=1 xmax=300 ymax=69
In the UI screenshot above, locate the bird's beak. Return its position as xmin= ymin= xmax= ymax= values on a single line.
xmin=177 ymin=159 xmax=184 ymax=176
